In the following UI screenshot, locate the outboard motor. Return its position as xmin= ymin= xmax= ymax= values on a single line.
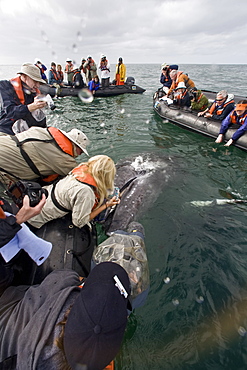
xmin=126 ymin=76 xmax=135 ymax=85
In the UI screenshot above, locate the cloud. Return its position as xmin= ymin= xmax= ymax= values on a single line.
xmin=0 ymin=0 xmax=246 ymax=65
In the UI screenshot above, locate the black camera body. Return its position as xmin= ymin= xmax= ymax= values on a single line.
xmin=6 ymin=180 xmax=48 ymax=208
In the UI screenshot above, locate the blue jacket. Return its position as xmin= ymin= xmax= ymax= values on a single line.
xmin=88 ymin=80 xmax=100 ymax=91
xmin=219 ymin=110 xmax=247 ymax=141
xmin=48 ymin=69 xmax=58 ymax=85
xmin=160 ymin=73 xmax=172 ymax=88
xmin=0 ymin=80 xmax=46 ymax=135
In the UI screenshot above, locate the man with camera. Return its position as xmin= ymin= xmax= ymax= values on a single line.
xmin=0 ymin=63 xmax=48 ymax=136
xmin=0 ymin=126 xmax=89 ymax=185
xmin=0 ymin=192 xmax=131 ymax=370
xmin=0 ymin=194 xmax=51 ymax=295
xmin=83 ymin=55 xmax=97 ymax=84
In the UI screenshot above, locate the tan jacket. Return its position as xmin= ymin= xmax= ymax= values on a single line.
xmin=28 ymin=174 xmax=95 ymax=229
xmin=0 ymin=127 xmax=78 ymax=181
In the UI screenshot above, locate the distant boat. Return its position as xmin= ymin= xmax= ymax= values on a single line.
xmin=40 ymin=77 xmax=145 ymax=98
xmin=153 ymin=89 xmax=247 ymax=151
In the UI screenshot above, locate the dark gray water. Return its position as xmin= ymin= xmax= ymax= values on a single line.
xmin=1 ymin=64 xmax=247 ymax=369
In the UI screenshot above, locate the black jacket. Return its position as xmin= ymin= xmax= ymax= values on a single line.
xmin=0 ymin=80 xmax=46 ymax=135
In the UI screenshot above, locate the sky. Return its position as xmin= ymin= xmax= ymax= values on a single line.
xmin=0 ymin=0 xmax=247 ymax=66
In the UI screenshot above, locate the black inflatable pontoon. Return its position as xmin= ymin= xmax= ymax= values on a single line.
xmin=153 ymin=90 xmax=247 ymax=151
xmin=40 ymin=77 xmax=145 ymax=98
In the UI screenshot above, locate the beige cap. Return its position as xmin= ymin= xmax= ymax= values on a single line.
xmin=61 ymin=128 xmax=89 ymax=156
xmin=18 ymin=63 xmax=46 ymax=84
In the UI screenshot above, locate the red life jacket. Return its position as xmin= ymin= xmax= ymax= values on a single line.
xmin=230 ymin=110 xmax=247 ymax=125
xmin=47 ymin=127 xmax=74 ymax=156
xmin=71 ymin=165 xmax=100 ymax=209
xmin=57 ymin=71 xmax=64 ymax=81
xmin=208 ymin=99 xmax=234 ymax=115
xmin=72 ymin=70 xmax=81 ymax=82
xmin=10 ymin=76 xmax=40 ymax=104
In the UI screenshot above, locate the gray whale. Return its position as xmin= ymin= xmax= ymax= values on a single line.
xmin=105 ymin=152 xmax=176 ymax=233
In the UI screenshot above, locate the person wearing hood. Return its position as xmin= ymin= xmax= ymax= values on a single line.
xmin=0 ymin=126 xmax=89 ymax=184
xmin=215 ymin=100 xmax=247 ymax=146
xmin=0 ymin=261 xmax=131 ymax=370
xmin=115 ymin=57 xmax=126 ymax=85
xmin=0 ymin=63 xmax=48 ymax=135
xmin=191 ymin=88 xmax=209 ymax=112
xmin=198 ymin=90 xmax=235 ymax=120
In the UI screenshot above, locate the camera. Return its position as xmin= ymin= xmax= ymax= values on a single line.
xmin=6 ymin=180 xmax=48 ymax=208
xmin=37 ymin=94 xmax=56 ymax=110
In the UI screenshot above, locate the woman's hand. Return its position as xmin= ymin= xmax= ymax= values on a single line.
xmin=105 ymin=196 xmax=120 ymax=208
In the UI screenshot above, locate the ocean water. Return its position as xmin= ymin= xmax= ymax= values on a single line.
xmin=1 ymin=64 xmax=247 ymax=369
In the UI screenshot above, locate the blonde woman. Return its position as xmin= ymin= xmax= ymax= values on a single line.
xmin=28 ymin=155 xmax=119 ymax=229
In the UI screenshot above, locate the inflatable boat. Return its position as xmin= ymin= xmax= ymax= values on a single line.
xmin=40 ymin=77 xmax=146 ymax=98
xmin=153 ymin=89 xmax=247 ymax=151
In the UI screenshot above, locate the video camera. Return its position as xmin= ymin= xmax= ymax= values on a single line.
xmin=6 ymin=180 xmax=48 ymax=208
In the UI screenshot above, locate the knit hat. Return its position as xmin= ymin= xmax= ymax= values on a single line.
xmin=169 ymin=64 xmax=179 ymax=70
xmin=17 ymin=63 xmax=46 ymax=84
xmin=61 ymin=128 xmax=89 ymax=156
xmin=64 ymin=262 xmax=131 ymax=370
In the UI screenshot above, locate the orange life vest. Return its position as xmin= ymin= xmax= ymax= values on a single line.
xmin=229 ymin=110 xmax=247 ymax=125
xmin=72 ymin=70 xmax=81 ymax=82
xmin=85 ymin=59 xmax=95 ymax=70
xmin=10 ymin=76 xmax=40 ymax=104
xmin=71 ymin=165 xmax=100 ymax=209
xmin=47 ymin=127 xmax=74 ymax=157
xmin=208 ymin=99 xmax=234 ymax=115
xmin=0 ymin=201 xmax=6 ymax=219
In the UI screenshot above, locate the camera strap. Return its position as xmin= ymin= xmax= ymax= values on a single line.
xmin=10 ymin=136 xmax=45 ymax=179
xmin=50 ymin=181 xmax=70 ymax=213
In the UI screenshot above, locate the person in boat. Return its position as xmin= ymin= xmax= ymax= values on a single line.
xmin=34 ymin=58 xmax=48 ymax=83
xmin=83 ymin=56 xmax=97 ymax=84
xmin=0 ymin=63 xmax=48 ymax=136
xmin=28 ymin=155 xmax=120 ymax=230
xmin=190 ymin=88 xmax=209 ymax=112
xmin=0 ymin=194 xmax=51 ymax=296
xmin=197 ymin=90 xmax=235 ymax=120
xmin=48 ymin=62 xmax=60 ymax=86
xmin=64 ymin=58 xmax=74 ymax=86
xmin=88 ymin=75 xmax=100 ymax=94
xmin=72 ymin=66 xmax=85 ymax=89
xmin=0 ymin=126 xmax=89 ymax=185
xmin=168 ymin=69 xmax=195 ymax=97
xmin=99 ymin=55 xmax=111 ymax=88
xmin=160 ymin=64 xmax=178 ymax=94
xmin=215 ymin=100 xmax=247 ymax=146
xmin=0 ymin=260 xmax=131 ymax=370
xmin=172 ymin=82 xmax=191 ymax=108
xmin=56 ymin=64 xmax=64 ymax=85
xmin=115 ymin=57 xmax=126 ymax=86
